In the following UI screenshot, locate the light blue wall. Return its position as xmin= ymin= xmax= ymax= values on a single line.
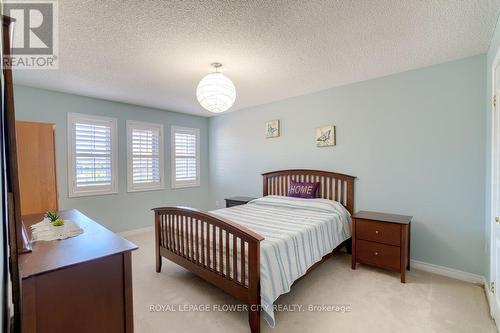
xmin=209 ymin=55 xmax=487 ymax=275
xmin=13 ymin=55 xmax=488 ymax=275
xmin=485 ymin=14 xmax=500 ymax=283
xmin=14 ymin=85 xmax=210 ymax=232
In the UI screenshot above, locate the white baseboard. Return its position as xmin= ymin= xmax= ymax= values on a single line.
xmin=412 ymin=259 xmax=498 ymax=330
xmin=119 ymin=226 xmax=154 ymax=237
xmin=483 ymin=276 xmax=500 ymax=332
xmin=410 ymin=259 xmax=484 ymax=284
xmin=484 ymin=277 xmax=495 ymax=315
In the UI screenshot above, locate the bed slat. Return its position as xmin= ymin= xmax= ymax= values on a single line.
xmin=195 ymin=219 xmax=199 ymax=263
xmin=212 ymin=225 xmax=216 ymax=271
xmin=166 ymin=215 xmax=169 ymax=251
xmin=202 ymin=221 xmax=206 ymax=267
xmin=225 ymin=231 xmax=230 ymax=277
xmin=241 ymin=240 xmax=245 ymax=285
xmin=219 ymin=226 xmax=223 ymax=274
xmin=189 ymin=217 xmax=194 ymax=260
xmin=181 ymin=216 xmax=186 ymax=257
xmin=233 ymin=236 xmax=237 ymax=281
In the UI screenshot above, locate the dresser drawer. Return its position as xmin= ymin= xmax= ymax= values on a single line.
xmin=356 ymin=240 xmax=400 ymax=271
xmin=356 ymin=219 xmax=400 ymax=246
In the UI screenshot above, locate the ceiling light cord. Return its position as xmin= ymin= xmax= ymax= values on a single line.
xmin=211 ymin=62 xmax=222 ymax=73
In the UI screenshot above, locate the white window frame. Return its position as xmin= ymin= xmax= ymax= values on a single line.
xmin=67 ymin=112 xmax=118 ymax=197
xmin=171 ymin=126 xmax=200 ymax=189
xmin=126 ymin=120 xmax=165 ymax=192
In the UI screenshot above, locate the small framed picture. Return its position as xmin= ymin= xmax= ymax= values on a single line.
xmin=265 ymin=120 xmax=280 ymax=138
xmin=316 ymin=125 xmax=336 ymax=147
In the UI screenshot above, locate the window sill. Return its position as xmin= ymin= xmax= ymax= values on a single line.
xmin=172 ymin=183 xmax=200 ymax=189
xmin=127 ymin=186 xmax=165 ymax=193
xmin=68 ymin=190 xmax=118 ymax=198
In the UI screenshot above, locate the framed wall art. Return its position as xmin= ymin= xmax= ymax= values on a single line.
xmin=316 ymin=125 xmax=336 ymax=147
xmin=265 ymin=120 xmax=280 ymax=138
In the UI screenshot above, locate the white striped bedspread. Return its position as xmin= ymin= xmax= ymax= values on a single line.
xmin=210 ymin=195 xmax=352 ymax=328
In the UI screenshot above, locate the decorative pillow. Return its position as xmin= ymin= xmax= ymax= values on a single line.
xmin=287 ymin=180 xmax=319 ymax=199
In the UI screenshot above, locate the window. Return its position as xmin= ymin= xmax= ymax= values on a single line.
xmin=67 ymin=113 xmax=117 ymax=197
xmin=127 ymin=121 xmax=164 ymax=192
xmin=171 ymin=126 xmax=200 ymax=188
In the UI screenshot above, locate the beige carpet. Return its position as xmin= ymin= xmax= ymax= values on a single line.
xmin=126 ymin=231 xmax=496 ymax=333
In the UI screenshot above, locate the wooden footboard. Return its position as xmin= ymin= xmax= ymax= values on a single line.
xmin=153 ymin=206 xmax=264 ymax=333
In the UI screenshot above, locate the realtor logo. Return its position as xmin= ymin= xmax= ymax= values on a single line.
xmin=3 ymin=0 xmax=58 ymax=69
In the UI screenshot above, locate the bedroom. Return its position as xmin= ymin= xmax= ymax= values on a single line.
xmin=0 ymin=1 xmax=498 ymax=332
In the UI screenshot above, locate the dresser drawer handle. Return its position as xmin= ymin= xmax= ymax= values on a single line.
xmin=375 ymin=230 xmax=379 ymax=235
xmin=374 ymin=252 xmax=379 ymax=256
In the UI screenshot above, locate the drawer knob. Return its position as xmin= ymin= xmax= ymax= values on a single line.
xmin=374 ymin=252 xmax=379 ymax=256
xmin=375 ymin=230 xmax=379 ymax=235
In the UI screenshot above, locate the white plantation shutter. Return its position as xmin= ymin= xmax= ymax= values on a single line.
xmin=68 ymin=113 xmax=117 ymax=196
xmin=172 ymin=126 xmax=200 ymax=188
xmin=127 ymin=121 xmax=164 ymax=191
xmin=175 ymin=133 xmax=196 ymax=180
xmin=75 ymin=123 xmax=112 ymax=186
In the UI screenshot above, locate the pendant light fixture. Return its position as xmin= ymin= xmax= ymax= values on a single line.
xmin=196 ymin=63 xmax=236 ymax=113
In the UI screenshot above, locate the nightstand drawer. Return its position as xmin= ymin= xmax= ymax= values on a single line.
xmin=356 ymin=219 xmax=400 ymax=246
xmin=356 ymin=240 xmax=400 ymax=271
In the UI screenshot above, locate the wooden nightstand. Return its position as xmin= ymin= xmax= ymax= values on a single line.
xmin=225 ymin=196 xmax=257 ymax=208
xmin=351 ymin=211 xmax=412 ymax=283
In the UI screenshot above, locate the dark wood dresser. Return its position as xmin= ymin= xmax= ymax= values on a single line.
xmin=225 ymin=196 xmax=256 ymax=208
xmin=19 ymin=210 xmax=138 ymax=333
xmin=351 ymin=211 xmax=412 ymax=283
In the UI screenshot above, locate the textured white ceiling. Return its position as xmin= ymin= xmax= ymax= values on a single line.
xmin=13 ymin=0 xmax=500 ymax=117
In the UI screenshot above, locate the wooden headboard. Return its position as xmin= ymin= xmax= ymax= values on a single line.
xmin=262 ymin=169 xmax=356 ymax=214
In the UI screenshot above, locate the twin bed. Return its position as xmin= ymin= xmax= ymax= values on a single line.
xmin=153 ymin=169 xmax=355 ymax=333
